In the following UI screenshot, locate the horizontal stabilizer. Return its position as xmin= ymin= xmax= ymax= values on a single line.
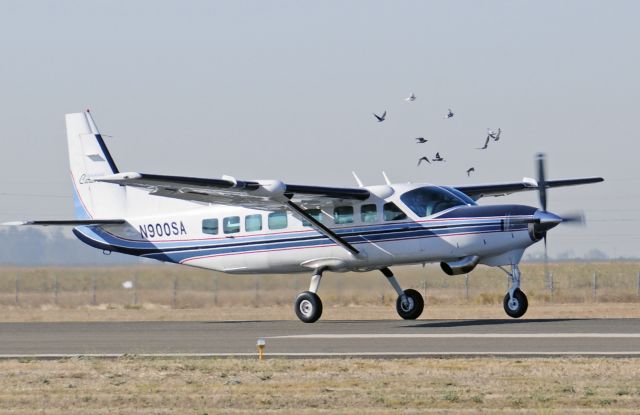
xmin=2 ymin=219 xmax=126 ymax=226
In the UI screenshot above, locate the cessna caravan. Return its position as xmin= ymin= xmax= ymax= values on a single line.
xmin=5 ymin=111 xmax=603 ymax=322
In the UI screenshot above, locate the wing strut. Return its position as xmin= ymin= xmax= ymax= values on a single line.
xmin=285 ymin=201 xmax=360 ymax=256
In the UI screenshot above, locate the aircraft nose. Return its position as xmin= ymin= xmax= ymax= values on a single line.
xmin=533 ymin=210 xmax=563 ymax=232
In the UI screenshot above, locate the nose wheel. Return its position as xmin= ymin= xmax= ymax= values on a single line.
xmin=501 ymin=263 xmax=529 ymax=318
xmin=503 ymin=288 xmax=528 ymax=318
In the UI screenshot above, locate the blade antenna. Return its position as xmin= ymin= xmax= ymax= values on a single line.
xmin=382 ymin=171 xmax=391 ymax=185
xmin=352 ymin=171 xmax=364 ymax=188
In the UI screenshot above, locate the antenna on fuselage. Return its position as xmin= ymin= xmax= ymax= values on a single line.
xmin=352 ymin=171 xmax=364 ymax=188
xmin=382 ymin=171 xmax=391 ymax=185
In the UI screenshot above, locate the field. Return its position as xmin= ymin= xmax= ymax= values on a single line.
xmin=1 ymin=262 xmax=640 ymax=413
xmin=1 ymin=357 xmax=639 ymax=414
xmin=0 ymin=261 xmax=638 ymax=321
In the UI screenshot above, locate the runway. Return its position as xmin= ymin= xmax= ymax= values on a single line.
xmin=1 ymin=319 xmax=639 ymax=358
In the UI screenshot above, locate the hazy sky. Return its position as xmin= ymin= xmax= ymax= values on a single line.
xmin=0 ymin=1 xmax=638 ymax=257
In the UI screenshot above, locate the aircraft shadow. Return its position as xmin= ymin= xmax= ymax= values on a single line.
xmin=404 ymin=318 xmax=583 ymax=328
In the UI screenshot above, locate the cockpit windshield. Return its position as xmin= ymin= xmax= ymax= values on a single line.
xmin=399 ymin=186 xmax=475 ymax=217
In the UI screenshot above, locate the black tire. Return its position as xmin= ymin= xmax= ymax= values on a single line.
xmin=294 ymin=291 xmax=323 ymax=323
xmin=503 ymin=289 xmax=528 ymax=318
xmin=396 ymin=288 xmax=424 ymax=320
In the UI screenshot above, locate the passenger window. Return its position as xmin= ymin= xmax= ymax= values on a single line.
xmin=245 ymin=214 xmax=262 ymax=232
xmin=223 ymin=216 xmax=240 ymax=234
xmin=268 ymin=211 xmax=288 ymax=230
xmin=360 ymin=204 xmax=378 ymax=223
xmin=202 ymin=218 xmax=219 ymax=235
xmin=302 ymin=208 xmax=322 ymax=227
xmin=334 ymin=206 xmax=354 ymax=224
xmin=383 ymin=202 xmax=407 ymax=221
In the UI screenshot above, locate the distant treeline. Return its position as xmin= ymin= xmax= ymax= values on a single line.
xmin=0 ymin=228 xmax=140 ymax=266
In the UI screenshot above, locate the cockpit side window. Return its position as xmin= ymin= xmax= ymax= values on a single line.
xmin=400 ymin=186 xmax=467 ymax=217
xmin=383 ymin=202 xmax=407 ymax=221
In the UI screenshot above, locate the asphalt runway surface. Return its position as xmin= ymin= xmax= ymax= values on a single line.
xmin=1 ymin=319 xmax=639 ymax=358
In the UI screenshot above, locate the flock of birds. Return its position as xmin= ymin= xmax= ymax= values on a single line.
xmin=372 ymin=92 xmax=503 ymax=178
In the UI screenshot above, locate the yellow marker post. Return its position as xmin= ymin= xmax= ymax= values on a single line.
xmin=256 ymin=338 xmax=266 ymax=360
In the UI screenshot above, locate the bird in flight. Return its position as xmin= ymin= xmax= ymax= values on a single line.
xmin=405 ymin=92 xmax=416 ymax=101
xmin=444 ymin=109 xmax=454 ymax=119
xmin=477 ymin=134 xmax=490 ymax=150
xmin=466 ymin=167 xmax=475 ymax=177
xmin=489 ymin=127 xmax=502 ymax=141
xmin=417 ymin=156 xmax=431 ymax=166
xmin=415 ymin=137 xmax=428 ymax=144
xmin=432 ymin=152 xmax=445 ymax=162
xmin=373 ymin=111 xmax=387 ymax=122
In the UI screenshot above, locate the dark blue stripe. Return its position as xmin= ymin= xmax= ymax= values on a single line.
xmin=94 ymin=134 xmax=119 ymax=174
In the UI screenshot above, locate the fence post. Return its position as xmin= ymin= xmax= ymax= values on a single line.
xmin=91 ymin=275 xmax=96 ymax=306
xmin=133 ymin=274 xmax=138 ymax=306
xmin=54 ymin=274 xmax=59 ymax=306
xmin=255 ymin=278 xmax=260 ymax=305
xmin=464 ymin=274 xmax=469 ymax=302
xmin=549 ymin=272 xmax=554 ymax=303
xmin=636 ymin=271 xmax=640 ymax=298
xmin=422 ymin=278 xmax=427 ymax=301
xmin=172 ymin=275 xmax=178 ymax=308
xmin=592 ymin=272 xmax=597 ymax=302
xmin=15 ymin=273 xmax=20 ymax=306
xmin=213 ymin=276 xmax=218 ymax=306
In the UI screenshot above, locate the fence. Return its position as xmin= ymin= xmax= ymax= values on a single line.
xmin=0 ymin=262 xmax=639 ymax=309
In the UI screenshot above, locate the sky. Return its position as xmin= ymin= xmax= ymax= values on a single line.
xmin=0 ymin=0 xmax=638 ymax=258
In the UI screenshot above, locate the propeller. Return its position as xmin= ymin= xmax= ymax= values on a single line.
xmin=534 ymin=153 xmax=585 ymax=289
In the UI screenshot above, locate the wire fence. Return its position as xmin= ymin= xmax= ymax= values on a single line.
xmin=0 ymin=262 xmax=639 ymax=308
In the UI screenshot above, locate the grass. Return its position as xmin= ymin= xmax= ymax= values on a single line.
xmin=0 ymin=261 xmax=638 ymax=321
xmin=0 ymin=357 xmax=639 ymax=414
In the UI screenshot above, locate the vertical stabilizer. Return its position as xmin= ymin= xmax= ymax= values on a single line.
xmin=66 ymin=111 xmax=126 ymax=219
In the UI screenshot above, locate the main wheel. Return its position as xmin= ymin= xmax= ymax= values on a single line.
xmin=294 ymin=291 xmax=323 ymax=323
xmin=503 ymin=289 xmax=528 ymax=318
xmin=396 ymin=289 xmax=424 ymax=320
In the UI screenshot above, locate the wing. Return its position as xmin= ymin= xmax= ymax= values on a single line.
xmin=454 ymin=177 xmax=604 ymax=200
xmin=93 ymin=172 xmax=370 ymax=210
xmin=93 ymin=172 xmax=370 ymax=256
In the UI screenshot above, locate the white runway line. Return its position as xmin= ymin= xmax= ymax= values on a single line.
xmin=268 ymin=333 xmax=640 ymax=339
xmin=1 ymin=351 xmax=640 ymax=359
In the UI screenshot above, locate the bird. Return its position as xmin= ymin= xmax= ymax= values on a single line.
xmin=477 ymin=134 xmax=490 ymax=150
xmin=432 ymin=152 xmax=445 ymax=162
xmin=417 ymin=156 xmax=431 ymax=166
xmin=444 ymin=109 xmax=454 ymax=119
xmin=466 ymin=167 xmax=475 ymax=177
xmin=373 ymin=111 xmax=387 ymax=122
xmin=489 ymin=127 xmax=502 ymax=141
xmin=415 ymin=137 xmax=428 ymax=144
xmin=405 ymin=92 xmax=416 ymax=101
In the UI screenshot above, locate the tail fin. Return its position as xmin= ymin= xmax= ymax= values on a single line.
xmin=66 ymin=111 xmax=126 ymax=219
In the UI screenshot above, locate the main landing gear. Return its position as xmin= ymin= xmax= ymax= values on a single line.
xmin=294 ymin=266 xmax=424 ymax=323
xmin=501 ymin=263 xmax=528 ymax=318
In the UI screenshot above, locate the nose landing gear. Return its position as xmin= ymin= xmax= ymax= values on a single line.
xmin=500 ymin=263 xmax=528 ymax=318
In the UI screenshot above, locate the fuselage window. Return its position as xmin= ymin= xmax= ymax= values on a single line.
xmin=383 ymin=202 xmax=407 ymax=221
xmin=245 ymin=214 xmax=262 ymax=232
xmin=302 ymin=208 xmax=322 ymax=227
xmin=268 ymin=211 xmax=288 ymax=230
xmin=223 ymin=216 xmax=241 ymax=234
xmin=202 ymin=218 xmax=219 ymax=235
xmin=361 ymin=204 xmax=378 ymax=223
xmin=334 ymin=206 xmax=354 ymax=224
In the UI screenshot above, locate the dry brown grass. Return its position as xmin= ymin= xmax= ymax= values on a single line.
xmin=0 ymin=357 xmax=639 ymax=414
xmin=0 ymin=262 xmax=638 ymax=322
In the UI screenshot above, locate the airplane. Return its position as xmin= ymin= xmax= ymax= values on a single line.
xmin=4 ymin=111 xmax=603 ymax=323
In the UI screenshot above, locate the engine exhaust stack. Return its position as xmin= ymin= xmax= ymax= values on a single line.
xmin=440 ymin=256 xmax=480 ymax=276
